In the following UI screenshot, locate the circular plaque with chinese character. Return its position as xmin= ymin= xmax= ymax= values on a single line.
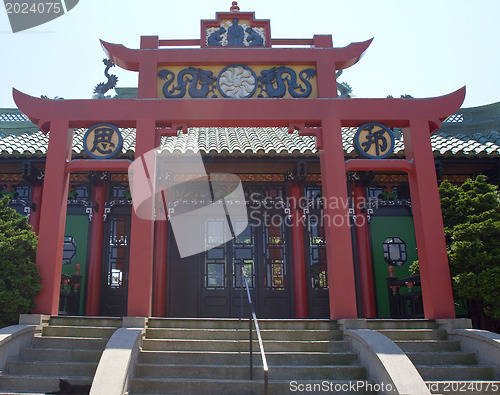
xmin=353 ymin=122 xmax=395 ymax=159
xmin=83 ymin=123 xmax=123 ymax=159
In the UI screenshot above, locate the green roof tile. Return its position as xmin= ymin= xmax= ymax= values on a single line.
xmin=1 ymin=127 xmax=500 ymax=159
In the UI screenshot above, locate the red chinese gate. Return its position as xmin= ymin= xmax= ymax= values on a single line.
xmin=14 ymin=4 xmax=463 ymax=319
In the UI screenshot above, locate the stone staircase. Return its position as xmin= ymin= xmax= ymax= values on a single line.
xmin=0 ymin=316 xmax=122 ymax=394
xmin=130 ymin=318 xmax=376 ymax=395
xmin=1 ymin=316 xmax=499 ymax=394
xmin=367 ymin=320 xmax=500 ymax=395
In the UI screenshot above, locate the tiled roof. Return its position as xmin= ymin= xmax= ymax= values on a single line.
xmin=0 ymin=112 xmax=28 ymax=122
xmin=1 ymin=127 xmax=500 ymax=158
xmin=159 ymin=127 xmax=316 ymax=156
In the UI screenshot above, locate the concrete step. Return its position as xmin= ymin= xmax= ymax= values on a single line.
xmin=366 ymin=319 xmax=437 ymax=330
xmin=425 ymin=381 xmax=500 ymax=395
xmin=0 ymin=317 xmax=117 ymax=394
xmin=131 ymin=319 xmax=370 ymax=394
xmin=257 ymin=319 xmax=338 ymax=330
xmin=377 ymin=329 xmax=447 ymax=341
xmin=147 ymin=318 xmax=248 ymax=330
xmin=20 ymin=346 xmax=102 ymax=363
xmin=138 ymin=350 xmax=358 ymax=366
xmin=42 ymin=325 xmax=118 ymax=338
xmin=130 ymin=378 xmax=376 ymax=394
xmin=141 ymin=338 xmax=351 ymax=353
xmin=32 ymin=336 xmax=108 ymax=350
xmin=145 ymin=327 xmax=343 ymax=341
xmin=147 ymin=318 xmax=337 ymax=330
xmin=417 ymin=365 xmax=497 ymax=381
xmin=0 ymin=374 xmax=92 ymax=394
xmin=6 ymin=360 xmax=97 ymax=377
xmin=48 ymin=316 xmax=122 ymax=328
xmin=394 ymin=340 xmax=461 ymax=352
xmin=406 ymin=351 xmax=478 ymax=365
xmin=134 ymin=363 xmax=367 ymax=380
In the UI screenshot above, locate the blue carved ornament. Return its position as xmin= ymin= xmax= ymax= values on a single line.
xmin=158 ymin=67 xmax=217 ymax=98
xmin=257 ymin=67 xmax=316 ymax=98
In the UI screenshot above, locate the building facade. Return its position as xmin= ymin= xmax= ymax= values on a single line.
xmin=2 ymin=6 xmax=498 ymax=321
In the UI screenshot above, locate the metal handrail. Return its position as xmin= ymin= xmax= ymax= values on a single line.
xmin=240 ymin=268 xmax=269 ymax=395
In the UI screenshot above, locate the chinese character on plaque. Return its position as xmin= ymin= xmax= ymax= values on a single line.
xmin=83 ymin=123 xmax=123 ymax=159
xmin=353 ymin=122 xmax=395 ymax=159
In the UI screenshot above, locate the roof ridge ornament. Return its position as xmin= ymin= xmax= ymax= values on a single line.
xmin=230 ymin=1 xmax=240 ymax=12
xmin=93 ymin=59 xmax=118 ymax=99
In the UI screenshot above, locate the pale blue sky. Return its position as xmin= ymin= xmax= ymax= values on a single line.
xmin=1 ymin=0 xmax=499 ymax=109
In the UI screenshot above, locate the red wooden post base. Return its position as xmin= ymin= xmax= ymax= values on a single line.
xmin=33 ymin=121 xmax=73 ymax=315
xmin=86 ymin=183 xmax=106 ymax=316
xmin=289 ymin=182 xmax=308 ymax=318
xmin=403 ymin=120 xmax=455 ymax=319
xmin=320 ymin=119 xmax=358 ymax=319
xmin=352 ymin=183 xmax=377 ymax=318
xmin=153 ymin=220 xmax=168 ymax=317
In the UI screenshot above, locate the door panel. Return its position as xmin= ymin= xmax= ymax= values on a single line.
xmin=259 ymin=208 xmax=292 ymax=318
xmin=168 ymin=232 xmax=201 ymax=317
xmin=61 ymin=214 xmax=90 ymax=315
xmin=369 ymin=215 xmax=418 ymax=318
xmin=100 ymin=210 xmax=131 ymax=317
xmin=304 ymin=187 xmax=330 ymax=318
xmin=167 ymin=188 xmax=293 ymax=318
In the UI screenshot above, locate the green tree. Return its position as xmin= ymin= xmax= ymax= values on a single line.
xmin=0 ymin=196 xmax=41 ymax=327
xmin=439 ymin=175 xmax=500 ymax=331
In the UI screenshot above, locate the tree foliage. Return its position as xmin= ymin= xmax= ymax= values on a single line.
xmin=0 ymin=196 xmax=41 ymax=327
xmin=439 ymin=175 xmax=500 ymax=330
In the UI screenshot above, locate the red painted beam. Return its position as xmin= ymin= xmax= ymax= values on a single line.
xmin=345 ymin=159 xmax=413 ymax=173
xmin=13 ymin=87 xmax=466 ymax=132
xmin=66 ymin=159 xmax=131 ymax=173
xmin=159 ymin=39 xmax=201 ymax=47
xmin=271 ymin=39 xmax=314 ymax=46
xmin=100 ymin=39 xmax=372 ymax=71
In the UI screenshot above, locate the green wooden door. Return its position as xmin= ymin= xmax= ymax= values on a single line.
xmin=370 ymin=215 xmax=418 ymax=318
xmin=61 ymin=214 xmax=90 ymax=315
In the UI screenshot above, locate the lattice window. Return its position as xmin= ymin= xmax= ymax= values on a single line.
xmin=62 ymin=236 xmax=77 ymax=265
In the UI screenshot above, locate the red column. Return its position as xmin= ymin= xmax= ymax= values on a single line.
xmin=403 ymin=119 xmax=455 ymax=319
xmin=153 ymin=220 xmax=168 ymax=317
xmin=138 ymin=36 xmax=159 ymax=99
xmin=29 ymin=184 xmax=43 ymax=234
xmin=352 ymin=183 xmax=377 ymax=318
xmin=319 ymin=118 xmax=358 ymax=319
xmin=85 ymin=182 xmax=106 ymax=316
xmin=33 ymin=121 xmax=73 ymax=315
xmin=127 ymin=118 xmax=157 ymax=316
xmin=312 ymin=35 xmax=337 ymax=99
xmin=289 ymin=182 xmax=308 ymax=318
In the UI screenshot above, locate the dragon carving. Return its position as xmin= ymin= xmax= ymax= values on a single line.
xmin=158 ymin=67 xmax=217 ymax=98
xmin=93 ymin=58 xmax=118 ymax=98
xmin=336 ymin=70 xmax=353 ymax=98
xmin=257 ymin=67 xmax=316 ymax=98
